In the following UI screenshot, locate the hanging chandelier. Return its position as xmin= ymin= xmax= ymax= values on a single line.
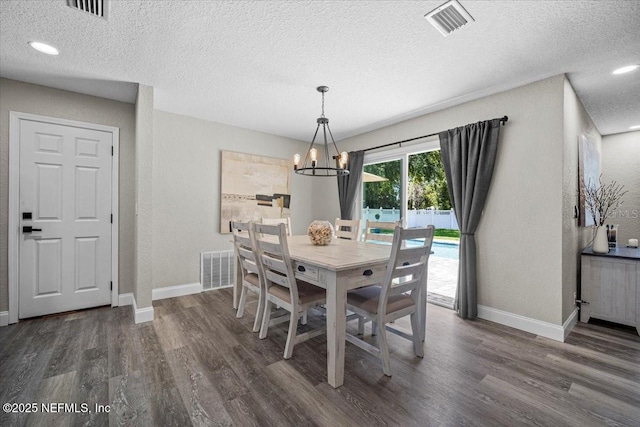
xmin=293 ymin=86 xmax=349 ymax=177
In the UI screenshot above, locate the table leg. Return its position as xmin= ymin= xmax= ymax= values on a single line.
xmin=233 ymin=249 xmax=241 ymax=310
xmin=420 ymin=268 xmax=428 ymax=342
xmin=326 ymin=272 xmax=346 ymax=388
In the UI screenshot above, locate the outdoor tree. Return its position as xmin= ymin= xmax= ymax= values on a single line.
xmin=363 ymin=160 xmax=401 ymax=209
xmin=408 ymin=151 xmax=451 ymax=210
xmin=363 ymin=151 xmax=451 ymax=211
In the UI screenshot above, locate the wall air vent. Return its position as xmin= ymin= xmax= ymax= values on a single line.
xmin=424 ymin=0 xmax=474 ymax=37
xmin=67 ymin=0 xmax=108 ymax=20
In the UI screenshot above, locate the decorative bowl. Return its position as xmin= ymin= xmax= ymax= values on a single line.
xmin=307 ymin=220 xmax=334 ymax=246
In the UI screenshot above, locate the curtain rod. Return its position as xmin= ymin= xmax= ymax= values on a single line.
xmin=361 ymin=115 xmax=508 ymax=153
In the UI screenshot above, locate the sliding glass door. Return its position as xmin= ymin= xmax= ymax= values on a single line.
xmin=361 ymin=141 xmax=459 ymax=307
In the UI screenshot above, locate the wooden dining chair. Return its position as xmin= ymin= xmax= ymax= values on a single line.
xmin=261 ymin=217 xmax=292 ymax=236
xmin=346 ymin=225 xmax=434 ymax=376
xmin=231 ymin=220 xmax=265 ymax=333
xmin=253 ymin=222 xmax=326 ymax=359
xmin=364 ymin=220 xmax=400 ymax=243
xmin=335 ymin=218 xmax=361 ymax=241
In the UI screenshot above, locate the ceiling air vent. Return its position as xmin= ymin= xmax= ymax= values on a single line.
xmin=67 ymin=0 xmax=108 ymax=20
xmin=424 ymin=0 xmax=474 ymax=37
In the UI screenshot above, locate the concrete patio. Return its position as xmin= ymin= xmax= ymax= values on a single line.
xmin=426 ymin=254 xmax=458 ymax=308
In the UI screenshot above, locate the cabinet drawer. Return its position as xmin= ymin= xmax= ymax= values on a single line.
xmin=295 ymin=262 xmax=319 ymax=282
xmin=344 ymin=263 xmax=387 ymax=290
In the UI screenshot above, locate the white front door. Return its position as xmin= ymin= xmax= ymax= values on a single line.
xmin=18 ymin=118 xmax=112 ymax=319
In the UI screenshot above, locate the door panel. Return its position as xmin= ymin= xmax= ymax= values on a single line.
xmin=35 ymin=239 xmax=62 ymax=296
xmin=75 ymin=166 xmax=99 ymax=219
xmin=36 ymin=163 xmax=63 ymax=220
xmin=75 ymin=237 xmax=98 ymax=290
xmin=19 ymin=119 xmax=112 ymax=319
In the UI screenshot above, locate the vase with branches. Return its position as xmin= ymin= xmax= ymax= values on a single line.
xmin=580 ymin=175 xmax=627 ymax=253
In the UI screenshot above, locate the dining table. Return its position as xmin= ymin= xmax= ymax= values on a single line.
xmin=233 ymin=234 xmax=428 ymax=388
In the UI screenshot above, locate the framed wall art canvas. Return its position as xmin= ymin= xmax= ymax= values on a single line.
xmin=220 ymin=150 xmax=291 ymax=233
xmin=578 ymin=134 xmax=600 ymax=227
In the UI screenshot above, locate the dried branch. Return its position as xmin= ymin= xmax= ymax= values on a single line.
xmin=580 ymin=175 xmax=627 ymax=226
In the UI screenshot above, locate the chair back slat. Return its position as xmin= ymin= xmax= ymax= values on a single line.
xmin=231 ymin=221 xmax=251 ymax=233
xmin=260 ymin=253 xmax=288 ymax=276
xmin=261 ymin=217 xmax=292 ymax=236
xmin=365 ymin=220 xmax=400 ymax=243
xmin=235 ymin=234 xmax=253 ymax=250
xmin=335 ymin=218 xmax=361 ymax=241
xmin=398 ymin=227 xmax=433 ymax=240
xmin=394 ymin=245 xmax=431 ymax=266
xmin=256 ymin=239 xmax=284 ymax=257
xmin=237 ymin=246 xmax=255 ymax=262
xmin=241 ymin=258 xmax=260 ymax=275
xmin=392 ymin=262 xmax=426 ymax=280
xmin=389 ymin=278 xmax=422 ymax=296
xmin=265 ymin=269 xmax=291 ymax=288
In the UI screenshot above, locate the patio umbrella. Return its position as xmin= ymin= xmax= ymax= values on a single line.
xmin=363 ymin=172 xmax=388 ymax=182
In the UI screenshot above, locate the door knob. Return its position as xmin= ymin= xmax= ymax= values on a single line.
xmin=23 ymin=226 xmax=42 ymax=233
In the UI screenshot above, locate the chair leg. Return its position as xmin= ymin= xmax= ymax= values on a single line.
xmin=252 ymin=290 xmax=265 ymax=333
xmin=283 ymin=312 xmax=298 ymax=359
xmin=377 ymin=322 xmax=392 ymax=376
xmin=259 ymin=300 xmax=273 ymax=339
xmin=301 ymin=310 xmax=308 ymax=325
xmin=410 ymin=312 xmax=424 ymax=358
xmin=372 ymin=321 xmax=378 ymax=336
xmin=357 ymin=317 xmax=365 ymax=335
xmin=236 ymin=286 xmax=248 ymax=319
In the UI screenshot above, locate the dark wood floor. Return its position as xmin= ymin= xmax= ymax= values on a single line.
xmin=1 ymin=289 xmax=639 ymax=427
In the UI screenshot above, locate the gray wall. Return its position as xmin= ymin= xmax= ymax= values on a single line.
xmin=602 ymin=131 xmax=640 ymax=245
xmin=316 ymin=75 xmax=569 ymax=325
xmin=151 ymin=110 xmax=314 ymax=289
xmin=562 ymin=77 xmax=602 ymax=322
xmin=134 ymin=85 xmax=154 ymax=308
xmin=0 ymin=78 xmax=136 ymax=312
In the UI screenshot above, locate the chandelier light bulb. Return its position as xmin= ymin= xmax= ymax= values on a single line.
xmin=340 ymin=151 xmax=349 ymax=168
xmin=293 ymin=153 xmax=300 ymax=169
xmin=310 ymin=148 xmax=318 ymax=167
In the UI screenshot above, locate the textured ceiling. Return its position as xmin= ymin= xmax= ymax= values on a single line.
xmin=1 ymin=1 xmax=638 ymax=139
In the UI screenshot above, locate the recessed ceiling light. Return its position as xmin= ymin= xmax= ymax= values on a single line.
xmin=28 ymin=41 xmax=59 ymax=55
xmin=612 ymin=65 xmax=638 ymax=75
xmin=630 ymin=125 xmax=640 ymax=130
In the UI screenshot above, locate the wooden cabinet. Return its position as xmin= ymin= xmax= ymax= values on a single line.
xmin=580 ymin=247 xmax=640 ymax=335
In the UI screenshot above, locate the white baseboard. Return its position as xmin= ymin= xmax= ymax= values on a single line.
xmin=114 ymin=282 xmax=202 ymax=324
xmin=131 ymin=295 xmax=154 ymax=324
xmin=562 ymin=308 xmax=579 ymax=341
xmin=477 ymin=305 xmax=570 ymax=342
xmin=203 ymin=284 xmax=234 ymax=292
xmin=119 ymin=293 xmax=134 ymax=307
xmin=0 ymin=311 xmax=9 ymax=327
xmin=119 ymin=282 xmax=202 ymax=307
xmin=152 ymin=282 xmax=202 ymax=301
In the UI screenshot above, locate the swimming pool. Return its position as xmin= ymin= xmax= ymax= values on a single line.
xmin=407 ymin=240 xmax=459 ymax=260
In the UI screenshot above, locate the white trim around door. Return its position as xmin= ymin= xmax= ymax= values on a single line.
xmin=8 ymin=111 xmax=120 ymax=324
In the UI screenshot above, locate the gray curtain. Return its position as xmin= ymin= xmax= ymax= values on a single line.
xmin=439 ymin=119 xmax=501 ymax=319
xmin=337 ymin=150 xmax=365 ymax=219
